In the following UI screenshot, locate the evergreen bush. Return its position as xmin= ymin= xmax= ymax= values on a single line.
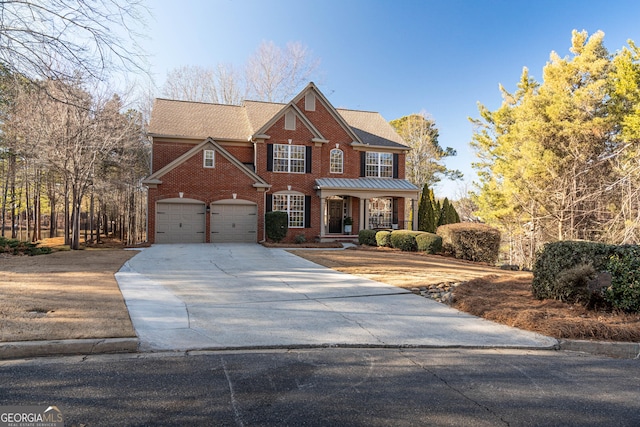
xmin=552 ymin=263 xmax=598 ymax=304
xmin=603 ymin=246 xmax=640 ymax=312
xmin=376 ymin=230 xmax=392 ymax=247
xmin=437 ymin=223 xmax=500 ymax=264
xmin=265 ymin=211 xmax=288 ymax=242
xmin=531 ymin=241 xmax=611 ymax=300
xmin=358 ymin=229 xmax=377 ymax=246
xmin=0 ymin=237 xmax=52 ymax=256
xmin=416 ymin=232 xmax=442 ymax=254
xmin=389 ymin=230 xmax=420 ymax=251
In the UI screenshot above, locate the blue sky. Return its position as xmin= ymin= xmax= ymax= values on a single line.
xmin=142 ymin=0 xmax=640 ymax=198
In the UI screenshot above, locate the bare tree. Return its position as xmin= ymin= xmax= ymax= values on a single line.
xmin=245 ymin=41 xmax=319 ymax=102
xmin=3 ymin=76 xmax=147 ymax=249
xmin=0 ymin=0 xmax=148 ymax=82
xmin=162 ymin=65 xmax=220 ymax=104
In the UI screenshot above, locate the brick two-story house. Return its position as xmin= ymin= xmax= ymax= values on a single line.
xmin=143 ymin=82 xmax=419 ymax=243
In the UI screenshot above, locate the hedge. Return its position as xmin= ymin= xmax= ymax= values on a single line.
xmin=389 ymin=230 xmax=422 ymax=251
xmin=416 ymin=232 xmax=442 ymax=254
xmin=375 ymin=230 xmax=392 ymax=247
xmin=358 ymin=229 xmax=377 ymax=246
xmin=531 ymin=241 xmax=611 ymax=301
xmin=532 ymin=241 xmax=640 ymax=312
xmin=436 ymin=223 xmax=500 ymax=264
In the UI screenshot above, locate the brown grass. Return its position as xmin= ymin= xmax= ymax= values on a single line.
xmin=293 ymin=246 xmax=640 ymax=342
xmin=0 ymin=246 xmax=136 ymax=342
xmin=3 ymin=241 xmax=638 ymax=343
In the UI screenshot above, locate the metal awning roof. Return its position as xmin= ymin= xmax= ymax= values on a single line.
xmin=315 ymin=177 xmax=419 ymax=191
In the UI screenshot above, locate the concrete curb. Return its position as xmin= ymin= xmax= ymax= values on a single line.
xmin=558 ymin=339 xmax=640 ymax=359
xmin=1 ymin=338 xmax=638 ymax=360
xmin=0 ymin=338 xmax=139 ymax=360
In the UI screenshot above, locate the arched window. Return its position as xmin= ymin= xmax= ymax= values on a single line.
xmin=330 ymin=148 xmax=343 ymax=174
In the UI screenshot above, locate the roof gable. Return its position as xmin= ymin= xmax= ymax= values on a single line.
xmin=290 ymin=82 xmax=362 ymax=144
xmin=253 ymin=102 xmax=326 ymax=141
xmin=143 ymin=137 xmax=270 ymax=188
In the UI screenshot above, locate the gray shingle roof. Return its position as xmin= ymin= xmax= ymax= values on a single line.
xmin=315 ymin=177 xmax=418 ymax=191
xmin=337 ymin=109 xmax=407 ymax=148
xmin=148 ymin=88 xmax=408 ymax=149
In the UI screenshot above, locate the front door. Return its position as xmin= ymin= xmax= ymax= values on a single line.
xmin=328 ymin=199 xmax=343 ymax=234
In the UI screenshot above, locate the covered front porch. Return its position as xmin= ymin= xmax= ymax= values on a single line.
xmin=314 ymin=178 xmax=419 ymax=242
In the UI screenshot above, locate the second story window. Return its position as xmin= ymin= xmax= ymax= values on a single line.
xmin=330 ymin=149 xmax=343 ymax=174
xmin=203 ymin=150 xmax=215 ymax=168
xmin=365 ymin=152 xmax=393 ymax=178
xmin=273 ymin=144 xmax=305 ymax=173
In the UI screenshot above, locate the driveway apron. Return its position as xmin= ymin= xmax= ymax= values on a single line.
xmin=116 ymin=244 xmax=557 ymax=351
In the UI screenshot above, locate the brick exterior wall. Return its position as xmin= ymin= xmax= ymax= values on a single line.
xmin=147 ymin=146 xmax=266 ymax=243
xmin=147 ymin=89 xmax=410 ymax=244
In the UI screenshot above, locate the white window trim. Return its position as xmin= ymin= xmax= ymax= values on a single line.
xmin=273 ymin=143 xmax=305 ymax=174
xmin=203 ymin=150 xmax=215 ymax=168
xmin=365 ymin=152 xmax=393 ymax=178
xmin=330 ymin=148 xmax=343 ymax=174
xmin=273 ymin=193 xmax=305 ymax=228
xmin=369 ymin=197 xmax=392 ymax=229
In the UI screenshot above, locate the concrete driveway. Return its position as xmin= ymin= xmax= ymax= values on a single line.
xmin=115 ymin=244 xmax=557 ymax=351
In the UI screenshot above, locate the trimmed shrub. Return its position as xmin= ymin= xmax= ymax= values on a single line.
xmin=604 ymin=246 xmax=640 ymax=312
xmin=532 ymin=241 xmax=640 ymax=312
xmin=532 ymin=241 xmax=611 ymax=300
xmin=376 ymin=230 xmax=391 ymax=247
xmin=416 ymin=232 xmax=442 ymax=254
xmin=552 ymin=263 xmax=598 ymax=304
xmin=389 ymin=230 xmax=421 ymax=251
xmin=436 ymin=223 xmax=500 ymax=264
xmin=358 ymin=229 xmax=377 ymax=246
xmin=265 ymin=211 xmax=288 ymax=242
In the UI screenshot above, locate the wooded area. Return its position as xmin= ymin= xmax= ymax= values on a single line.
xmin=0 ymin=0 xmax=149 ymax=249
xmin=471 ymin=31 xmax=640 ymax=267
xmin=0 ymin=72 xmax=149 ymax=248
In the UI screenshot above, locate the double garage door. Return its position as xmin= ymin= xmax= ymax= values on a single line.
xmin=156 ymin=200 xmax=257 ymax=244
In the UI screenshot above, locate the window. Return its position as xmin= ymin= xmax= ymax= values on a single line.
xmin=285 ymin=110 xmax=296 ymax=130
xmin=330 ymin=149 xmax=343 ymax=174
xmin=365 ymin=152 xmax=393 ymax=177
xmin=203 ymin=150 xmax=215 ymax=168
xmin=273 ymin=144 xmax=305 ymax=173
xmin=305 ymin=92 xmax=316 ymax=111
xmin=369 ymin=198 xmax=392 ymax=228
xmin=273 ymin=194 xmax=305 ymax=228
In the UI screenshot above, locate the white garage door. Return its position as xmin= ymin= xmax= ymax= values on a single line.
xmin=156 ymin=201 xmax=206 ymax=243
xmin=211 ymin=203 xmax=257 ymax=243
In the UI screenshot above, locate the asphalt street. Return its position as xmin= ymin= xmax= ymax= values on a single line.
xmin=2 ymin=348 xmax=639 ymax=426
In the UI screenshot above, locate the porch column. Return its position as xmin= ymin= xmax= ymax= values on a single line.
xmin=360 ymin=198 xmax=368 ymax=229
xmin=412 ymin=198 xmax=418 ymax=231
xmin=319 ymin=197 xmax=326 ymax=238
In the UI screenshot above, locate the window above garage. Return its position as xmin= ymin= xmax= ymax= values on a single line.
xmin=203 ymin=150 xmax=215 ymax=168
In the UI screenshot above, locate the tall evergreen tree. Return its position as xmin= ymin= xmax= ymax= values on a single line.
xmin=417 ymin=184 xmax=436 ymax=233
